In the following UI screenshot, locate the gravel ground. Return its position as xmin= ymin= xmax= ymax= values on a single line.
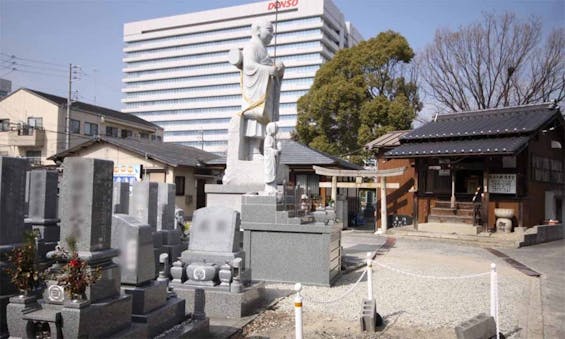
xmin=243 ymin=237 xmax=532 ymax=338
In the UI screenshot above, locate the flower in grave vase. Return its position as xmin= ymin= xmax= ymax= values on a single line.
xmin=2 ymin=231 xmax=45 ymax=297
xmin=55 ymin=236 xmax=102 ymax=301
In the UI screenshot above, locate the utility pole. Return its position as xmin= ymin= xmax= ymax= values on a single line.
xmin=66 ymin=63 xmax=72 ymax=150
xmin=65 ymin=64 xmax=80 ymax=150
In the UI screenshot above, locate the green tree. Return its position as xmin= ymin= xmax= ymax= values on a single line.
xmin=294 ymin=30 xmax=421 ymax=160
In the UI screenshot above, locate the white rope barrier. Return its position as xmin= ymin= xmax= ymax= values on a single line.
xmin=302 ymin=270 xmax=367 ymax=304
xmin=372 ymin=260 xmax=490 ymax=280
xmin=295 ymin=257 xmax=500 ymax=338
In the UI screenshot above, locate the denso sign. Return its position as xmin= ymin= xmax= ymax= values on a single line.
xmin=268 ymin=0 xmax=298 ymax=10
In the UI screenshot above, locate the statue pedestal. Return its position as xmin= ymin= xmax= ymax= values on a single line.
xmin=205 ymin=184 xmax=264 ymax=213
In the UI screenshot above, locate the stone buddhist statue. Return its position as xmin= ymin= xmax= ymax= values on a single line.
xmin=223 ymin=19 xmax=285 ymax=185
xmin=263 ymin=122 xmax=281 ymax=195
xmin=239 ymin=19 xmax=285 ymax=160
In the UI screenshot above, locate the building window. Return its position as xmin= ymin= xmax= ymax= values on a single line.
xmin=121 ymin=129 xmax=132 ymax=138
xmin=174 ymin=176 xmax=185 ymax=196
xmin=70 ymin=119 xmax=80 ymax=134
xmin=27 ymin=117 xmax=43 ymax=129
xmin=84 ymin=122 xmax=98 ymax=136
xmin=0 ymin=119 xmax=9 ymax=131
xmin=106 ymin=126 xmax=118 ymax=137
xmin=25 ymin=150 xmax=42 ymax=165
xmin=139 ymin=132 xmax=149 ymax=139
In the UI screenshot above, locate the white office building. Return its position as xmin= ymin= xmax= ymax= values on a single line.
xmin=122 ymin=0 xmax=362 ymax=154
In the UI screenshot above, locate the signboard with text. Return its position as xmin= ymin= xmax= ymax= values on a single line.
xmin=489 ymin=174 xmax=516 ymax=194
xmin=113 ymin=164 xmax=141 ymax=184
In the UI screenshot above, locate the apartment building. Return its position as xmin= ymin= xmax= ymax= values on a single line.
xmin=122 ymin=0 xmax=362 ymax=154
xmin=0 ymin=88 xmax=163 ymax=166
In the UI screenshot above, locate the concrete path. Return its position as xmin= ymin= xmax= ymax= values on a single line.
xmin=341 ymin=229 xmax=389 ymax=270
xmin=495 ymin=239 xmax=565 ymax=339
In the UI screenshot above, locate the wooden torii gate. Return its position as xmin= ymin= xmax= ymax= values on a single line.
xmin=313 ymin=165 xmax=406 ymax=234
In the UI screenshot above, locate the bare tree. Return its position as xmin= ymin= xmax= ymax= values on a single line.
xmin=419 ymin=12 xmax=565 ymax=112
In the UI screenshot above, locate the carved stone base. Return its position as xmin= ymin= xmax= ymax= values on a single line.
xmin=171 ymin=281 xmax=265 ymax=318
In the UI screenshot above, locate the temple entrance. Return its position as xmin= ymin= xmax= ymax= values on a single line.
xmin=455 ymin=170 xmax=483 ymax=195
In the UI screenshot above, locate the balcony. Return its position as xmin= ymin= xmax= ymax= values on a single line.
xmin=9 ymin=127 xmax=45 ymax=147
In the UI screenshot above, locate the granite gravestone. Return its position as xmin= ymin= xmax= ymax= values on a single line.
xmin=129 ymin=181 xmax=158 ymax=229
xmin=0 ymin=157 xmax=30 ymax=339
xmin=112 ymin=181 xmax=130 ymax=214
xmin=111 ymin=214 xmax=155 ymax=285
xmin=156 ymin=183 xmax=186 ymax=269
xmin=156 ymin=183 xmax=175 ymax=231
xmin=172 ymin=207 xmax=265 ymax=318
xmin=59 ymin=158 xmax=114 ymax=255
xmin=20 ymin=158 xmax=144 ymax=339
xmin=111 ymin=214 xmax=186 ymax=337
xmin=24 ymin=169 xmax=59 ymax=260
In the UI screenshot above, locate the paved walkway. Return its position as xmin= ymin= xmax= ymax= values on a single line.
xmin=496 ymin=239 xmax=565 ymax=339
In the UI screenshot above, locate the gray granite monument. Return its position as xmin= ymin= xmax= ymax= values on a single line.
xmin=16 ymin=158 xmax=143 ymax=338
xmin=129 ymin=181 xmax=163 ymax=274
xmin=171 ymin=206 xmax=265 ymax=318
xmin=112 ymin=181 xmax=130 ymax=214
xmin=241 ymin=185 xmax=342 ymax=286
xmin=0 ymin=157 xmax=30 ymax=339
xmin=156 ymin=183 xmax=186 ymax=266
xmin=24 ymin=169 xmax=60 ymax=261
xmin=112 ymin=214 xmax=199 ymax=337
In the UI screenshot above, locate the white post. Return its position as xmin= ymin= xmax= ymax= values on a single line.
xmin=294 ymin=283 xmax=303 ymax=339
xmin=366 ymin=252 xmax=373 ymax=300
xmin=380 ymin=176 xmax=387 ymax=233
xmin=450 ymin=170 xmax=456 ymax=209
xmin=490 ymin=263 xmax=499 ymax=339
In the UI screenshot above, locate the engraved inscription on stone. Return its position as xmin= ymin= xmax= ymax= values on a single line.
xmin=48 ymin=285 xmax=65 ymax=303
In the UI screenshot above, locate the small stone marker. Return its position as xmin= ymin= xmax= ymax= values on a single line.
xmin=360 ymin=299 xmax=382 ymax=332
xmin=454 ymin=313 xmax=498 ymax=339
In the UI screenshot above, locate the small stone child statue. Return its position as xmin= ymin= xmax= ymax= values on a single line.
xmin=263 ymin=122 xmax=281 ymax=195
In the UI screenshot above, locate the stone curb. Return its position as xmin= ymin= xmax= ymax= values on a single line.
xmin=387 ymin=229 xmax=520 ymax=248
xmin=525 ymin=277 xmax=544 ymax=339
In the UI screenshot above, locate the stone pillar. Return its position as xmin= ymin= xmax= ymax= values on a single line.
xmin=0 ymin=157 xmax=30 ymax=339
xmin=380 ymin=177 xmax=387 ymax=233
xmin=331 ymin=176 xmax=337 ymax=203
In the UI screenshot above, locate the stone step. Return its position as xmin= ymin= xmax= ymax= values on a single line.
xmin=435 ymin=200 xmax=475 ymax=209
xmin=430 ymin=207 xmax=456 ymax=216
xmin=418 ymin=222 xmax=480 ymax=235
xmin=428 ymin=214 xmax=474 ymax=224
xmin=455 ymin=209 xmax=474 ymax=217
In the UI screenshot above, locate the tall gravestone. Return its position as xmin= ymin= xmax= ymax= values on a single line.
xmin=19 ymin=158 xmax=144 ymax=338
xmin=24 ymin=169 xmax=59 ymax=260
xmin=57 ymin=158 xmax=123 ymax=302
xmin=0 ymin=157 xmax=29 ymax=339
xmin=157 ymin=183 xmax=186 ymax=266
xmin=113 ymin=181 xmax=130 ymax=214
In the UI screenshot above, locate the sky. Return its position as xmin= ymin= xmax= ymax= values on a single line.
xmin=0 ymin=0 xmax=563 ymax=112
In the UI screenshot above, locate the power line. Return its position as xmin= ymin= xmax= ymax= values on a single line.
xmin=7 ymin=68 xmax=67 ymax=79
xmin=0 ymin=52 xmax=67 ymax=69
xmin=0 ymin=58 xmax=67 ymax=74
